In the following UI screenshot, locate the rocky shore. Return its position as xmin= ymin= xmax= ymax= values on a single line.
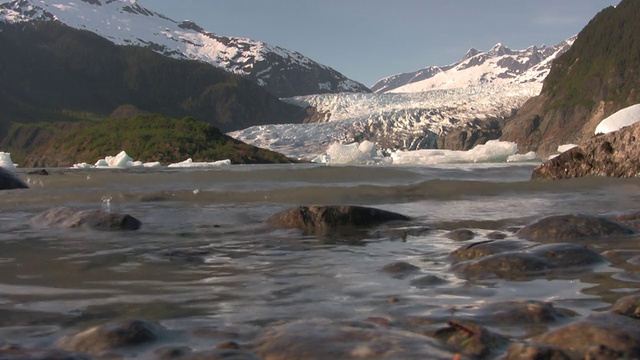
xmin=1 ymin=204 xmax=640 ymax=359
xmin=532 ymin=121 xmax=640 ymax=180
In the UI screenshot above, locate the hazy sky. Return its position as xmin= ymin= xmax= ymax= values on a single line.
xmin=146 ymin=0 xmax=619 ymax=86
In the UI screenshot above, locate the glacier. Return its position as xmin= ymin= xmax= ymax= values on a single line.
xmin=230 ymin=83 xmax=540 ymax=160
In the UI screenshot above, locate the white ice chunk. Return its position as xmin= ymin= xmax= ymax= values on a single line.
xmin=167 ymin=158 xmax=232 ymax=168
xmin=391 ymin=140 xmax=519 ymax=165
xmin=595 ymin=104 xmax=640 ymax=134
xmin=0 ymin=152 xmax=17 ymax=169
xmin=318 ymin=141 xmax=390 ymax=165
xmin=507 ymin=151 xmax=538 ymax=163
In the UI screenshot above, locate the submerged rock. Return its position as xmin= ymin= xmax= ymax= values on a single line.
xmin=451 ymin=242 xmax=604 ymax=280
xmin=505 ymin=342 xmax=571 ymax=360
xmin=450 ymin=239 xmax=530 ymax=261
xmin=266 ymin=205 xmax=410 ymax=234
xmin=531 ymin=312 xmax=640 ymax=359
xmin=252 ymin=319 xmax=457 ymax=360
xmin=517 ymin=214 xmax=634 ymax=242
xmin=445 ymin=228 xmax=476 ymax=241
xmin=0 ymin=166 xmax=28 ymax=190
xmin=31 ymin=207 xmax=142 ymax=231
xmin=433 ymin=320 xmax=508 ymax=358
xmin=0 ymin=345 xmax=91 ymax=360
xmin=57 ymin=319 xmax=161 ymax=356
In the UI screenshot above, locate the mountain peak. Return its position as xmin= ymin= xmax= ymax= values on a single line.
xmin=462 ymin=48 xmax=481 ymax=61
xmin=487 ymin=43 xmax=512 ymax=56
xmin=0 ymin=0 xmax=369 ymax=97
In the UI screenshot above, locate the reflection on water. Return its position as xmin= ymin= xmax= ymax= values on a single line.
xmin=1 ymin=164 xmax=640 ymax=351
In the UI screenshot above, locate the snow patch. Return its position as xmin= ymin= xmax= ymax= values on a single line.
xmin=595 ymin=104 xmax=640 ymax=135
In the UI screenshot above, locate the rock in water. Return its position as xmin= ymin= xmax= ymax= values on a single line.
xmin=31 ymin=207 xmax=142 ymax=231
xmin=516 ymin=214 xmax=634 ymax=242
xmin=532 ymin=121 xmax=640 ymax=180
xmin=0 ymin=166 xmax=28 ymax=190
xmin=57 ymin=319 xmax=161 ymax=356
xmin=266 ymin=205 xmax=410 ymax=234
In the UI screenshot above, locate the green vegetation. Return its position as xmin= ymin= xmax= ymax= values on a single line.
xmin=20 ymin=114 xmax=294 ymax=167
xmin=544 ymin=0 xmax=640 ymax=110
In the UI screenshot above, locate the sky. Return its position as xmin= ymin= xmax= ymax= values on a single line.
xmin=146 ymin=0 xmax=620 ymax=87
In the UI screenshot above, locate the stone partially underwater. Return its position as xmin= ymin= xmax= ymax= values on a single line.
xmin=266 ymin=205 xmax=410 ymax=235
xmin=31 ymin=207 xmax=142 ymax=231
xmin=0 ymin=166 xmax=28 ymax=190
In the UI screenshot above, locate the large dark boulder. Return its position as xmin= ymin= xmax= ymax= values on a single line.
xmin=516 ymin=214 xmax=634 ymax=242
xmin=266 ymin=205 xmax=410 ymax=234
xmin=31 ymin=207 xmax=142 ymax=231
xmin=56 ymin=319 xmax=161 ymax=356
xmin=0 ymin=166 xmax=28 ymax=190
xmin=532 ymin=121 xmax=640 ymax=180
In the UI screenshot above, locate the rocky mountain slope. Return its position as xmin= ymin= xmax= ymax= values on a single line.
xmin=0 ymin=20 xmax=307 ymax=135
xmin=0 ymin=0 xmax=370 ymax=97
xmin=371 ymin=38 xmax=575 ymax=94
xmin=501 ymin=0 xmax=640 ymax=158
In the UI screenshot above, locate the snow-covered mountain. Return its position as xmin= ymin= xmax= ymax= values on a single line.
xmin=0 ymin=0 xmax=370 ymax=97
xmin=232 ymin=37 xmax=578 ymax=160
xmin=371 ymin=37 xmax=576 ymax=94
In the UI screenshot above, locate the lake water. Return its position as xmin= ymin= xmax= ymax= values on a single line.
xmin=1 ymin=163 xmax=640 ymax=355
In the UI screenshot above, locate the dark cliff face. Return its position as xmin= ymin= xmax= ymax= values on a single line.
xmin=0 ymin=21 xmax=309 ymax=137
xmin=501 ymin=0 xmax=640 ymax=158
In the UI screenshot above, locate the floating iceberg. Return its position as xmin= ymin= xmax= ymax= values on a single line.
xmin=312 ymin=140 xmax=537 ymax=166
xmin=595 ymin=104 xmax=640 ymax=134
xmin=73 ymin=151 xmax=169 ymax=169
xmin=391 ymin=140 xmax=525 ymax=165
xmin=313 ymin=141 xmax=391 ymax=165
xmin=0 ymin=152 xmax=17 ymax=169
xmin=167 ymin=158 xmax=232 ymax=168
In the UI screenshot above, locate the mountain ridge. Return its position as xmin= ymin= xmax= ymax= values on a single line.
xmin=500 ymin=0 xmax=640 ymax=157
xmin=0 ymin=0 xmax=370 ymax=97
xmin=371 ymin=37 xmax=575 ymax=94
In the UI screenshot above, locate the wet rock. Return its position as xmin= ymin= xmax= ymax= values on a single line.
xmin=487 ymin=231 xmax=508 ymax=240
xmin=451 ymin=241 xmax=606 ymax=281
xmin=531 ymin=121 xmax=640 ymax=180
xmin=433 ymin=320 xmax=508 ymax=358
xmin=469 ymin=300 xmax=575 ymax=326
xmin=27 ymin=169 xmax=49 ymax=176
xmin=450 ymin=239 xmax=530 ymax=261
xmin=517 ymin=214 xmax=634 ymax=243
xmin=610 ymin=294 xmax=640 ymax=319
xmin=266 ymin=205 xmax=410 ymax=235
xmin=409 ymin=275 xmax=448 ymax=288
xmin=252 ymin=319 xmax=457 ymax=360
xmin=154 ymin=346 xmax=193 ymax=360
xmin=184 ymin=349 xmax=259 ymax=360
xmin=532 ymin=312 xmax=640 ymax=359
xmin=381 ymin=261 xmax=420 ymax=279
xmin=31 ymin=207 xmax=142 ymax=231
xmin=56 ymin=319 xmax=161 ymax=356
xmin=525 ymin=243 xmax=605 ymax=268
xmin=0 ymin=345 xmax=91 ymax=360
xmin=0 ymin=166 xmax=28 ymax=190
xmin=505 ymin=342 xmax=571 ymax=360
xmin=608 ymin=210 xmax=640 ymax=232
xmin=451 ymin=252 xmax=553 ymax=280
xmin=445 ymin=228 xmax=476 ymax=241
